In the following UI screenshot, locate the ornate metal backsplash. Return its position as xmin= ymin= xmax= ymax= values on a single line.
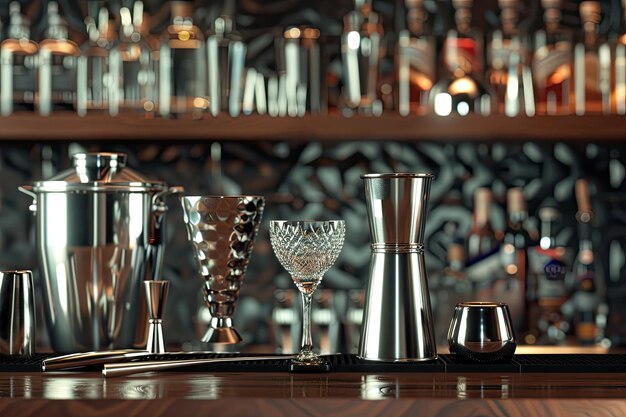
xmin=2 ymin=140 xmax=626 ymax=349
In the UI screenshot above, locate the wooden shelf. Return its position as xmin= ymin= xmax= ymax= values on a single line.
xmin=0 ymin=113 xmax=625 ymax=142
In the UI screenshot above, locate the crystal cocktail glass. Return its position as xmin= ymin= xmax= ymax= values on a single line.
xmin=269 ymin=220 xmax=345 ymax=366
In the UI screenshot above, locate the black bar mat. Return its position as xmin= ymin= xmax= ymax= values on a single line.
xmin=0 ymin=353 xmax=55 ymax=372
xmin=440 ymin=355 xmax=521 ymax=373
xmin=3 ymin=353 xmax=626 ymax=373
xmin=512 ymin=354 xmax=626 ymax=373
xmin=98 ymin=353 xmax=446 ymax=373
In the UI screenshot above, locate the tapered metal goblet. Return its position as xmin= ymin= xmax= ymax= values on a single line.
xmin=181 ymin=195 xmax=265 ymax=344
xmin=269 ymin=220 xmax=345 ymax=368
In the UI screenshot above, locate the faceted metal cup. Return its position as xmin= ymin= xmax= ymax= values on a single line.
xmin=358 ymin=173 xmax=437 ymax=362
xmin=448 ymin=301 xmax=517 ymax=362
xmin=181 ymin=195 xmax=265 ymax=344
xmin=0 ymin=270 xmax=35 ymax=355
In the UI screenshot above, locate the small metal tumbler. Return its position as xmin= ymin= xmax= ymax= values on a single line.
xmin=144 ymin=280 xmax=170 ymax=354
xmin=448 ymin=301 xmax=517 ymax=362
xmin=0 ymin=270 xmax=35 ymax=355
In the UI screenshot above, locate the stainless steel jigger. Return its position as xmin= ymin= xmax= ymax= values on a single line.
xmin=0 ymin=270 xmax=35 ymax=355
xmin=144 ymin=280 xmax=170 ymax=354
xmin=358 ymin=173 xmax=437 ymax=362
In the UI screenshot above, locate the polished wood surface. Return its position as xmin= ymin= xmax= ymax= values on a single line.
xmin=0 ymin=113 xmax=624 ymax=141
xmin=1 ymin=370 xmax=626 ymax=416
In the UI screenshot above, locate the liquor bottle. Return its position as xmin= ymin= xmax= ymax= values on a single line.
xmin=207 ymin=16 xmax=246 ymax=117
xmin=280 ymin=26 xmax=322 ymax=117
xmin=159 ymin=0 xmax=207 ymax=119
xmin=466 ymin=188 xmax=499 ymax=265
xmin=397 ymin=0 xmax=435 ymax=116
xmin=528 ymin=207 xmax=569 ymax=345
xmin=429 ymin=0 xmax=495 ymax=116
xmin=0 ymin=2 xmax=38 ymax=115
xmin=77 ymin=7 xmax=117 ymax=116
xmin=532 ymin=0 xmax=572 ymax=115
xmin=112 ymin=1 xmax=157 ymax=115
xmin=500 ymin=188 xmax=531 ymax=336
xmin=436 ymin=242 xmax=471 ymax=345
xmin=486 ymin=0 xmax=535 ymax=116
xmin=37 ymin=2 xmax=80 ymax=116
xmin=615 ymin=0 xmax=626 ymax=114
xmin=341 ymin=0 xmax=384 ymax=116
xmin=570 ymin=179 xmax=601 ymax=345
xmin=574 ymin=1 xmax=611 ymax=115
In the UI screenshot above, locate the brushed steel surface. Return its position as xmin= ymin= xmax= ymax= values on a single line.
xmin=20 ymin=152 xmax=182 ymax=353
xmin=0 ymin=270 xmax=35 ymax=355
xmin=358 ymin=173 xmax=437 ymax=362
xmin=144 ymin=280 xmax=170 ymax=354
xmin=447 ymin=301 xmax=517 ymax=362
xmin=181 ymin=195 xmax=265 ymax=344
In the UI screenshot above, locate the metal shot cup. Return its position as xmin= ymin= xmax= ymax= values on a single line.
xmin=0 ymin=270 xmax=35 ymax=355
xmin=448 ymin=301 xmax=517 ymax=363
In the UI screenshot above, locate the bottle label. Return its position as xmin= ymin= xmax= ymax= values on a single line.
xmin=405 ymin=37 xmax=435 ymax=83
xmin=529 ymin=246 xmax=568 ymax=301
xmin=576 ymin=322 xmax=597 ymax=342
xmin=445 ymin=36 xmax=482 ymax=73
xmin=532 ymin=41 xmax=572 ymax=86
xmin=544 ymin=259 xmax=566 ymax=281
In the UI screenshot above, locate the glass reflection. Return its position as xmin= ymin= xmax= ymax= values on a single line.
xmin=43 ymin=377 xmax=103 ymax=400
xmin=360 ymin=375 xmax=398 ymax=400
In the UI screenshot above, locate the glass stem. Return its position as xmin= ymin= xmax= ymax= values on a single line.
xmin=301 ymin=292 xmax=313 ymax=355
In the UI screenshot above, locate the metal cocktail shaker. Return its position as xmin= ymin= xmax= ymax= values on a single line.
xmin=358 ymin=173 xmax=437 ymax=362
xmin=19 ymin=152 xmax=182 ymax=353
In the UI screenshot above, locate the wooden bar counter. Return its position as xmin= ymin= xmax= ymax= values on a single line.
xmin=1 ymin=368 xmax=625 ymax=417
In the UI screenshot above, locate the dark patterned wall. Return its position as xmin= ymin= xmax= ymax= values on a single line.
xmin=2 ymin=140 xmax=626 ymax=350
xmin=1 ymin=0 xmax=626 ymax=350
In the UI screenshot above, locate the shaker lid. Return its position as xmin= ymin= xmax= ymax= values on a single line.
xmin=32 ymin=152 xmax=166 ymax=192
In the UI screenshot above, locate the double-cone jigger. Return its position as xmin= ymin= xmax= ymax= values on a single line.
xmin=359 ymin=173 xmax=437 ymax=362
xmin=181 ymin=195 xmax=265 ymax=344
xmin=144 ymin=280 xmax=170 ymax=354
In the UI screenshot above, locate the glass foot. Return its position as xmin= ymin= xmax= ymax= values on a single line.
xmin=289 ymin=351 xmax=329 ymax=373
xmin=293 ymin=350 xmax=324 ymax=365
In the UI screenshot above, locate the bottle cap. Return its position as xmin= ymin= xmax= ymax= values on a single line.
xmin=171 ymin=1 xmax=194 ymax=19
xmin=448 ymin=243 xmax=465 ymax=263
xmin=580 ymin=1 xmax=601 ymax=22
xmin=539 ymin=206 xmax=560 ymax=222
xmin=474 ymin=188 xmax=492 ymax=225
xmin=575 ymin=179 xmax=593 ymax=223
xmin=541 ymin=0 xmax=562 ymax=9
xmin=507 ymin=187 xmax=526 ymax=215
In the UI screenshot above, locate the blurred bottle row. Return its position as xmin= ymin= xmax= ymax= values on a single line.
xmin=1 ymin=0 xmax=626 ymax=118
xmin=190 ymin=288 xmax=365 ymax=355
xmin=258 ymin=180 xmax=605 ymax=354
xmin=429 ymin=178 xmax=607 ymax=348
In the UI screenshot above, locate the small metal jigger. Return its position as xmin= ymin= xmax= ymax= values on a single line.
xmin=144 ymin=280 xmax=170 ymax=354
